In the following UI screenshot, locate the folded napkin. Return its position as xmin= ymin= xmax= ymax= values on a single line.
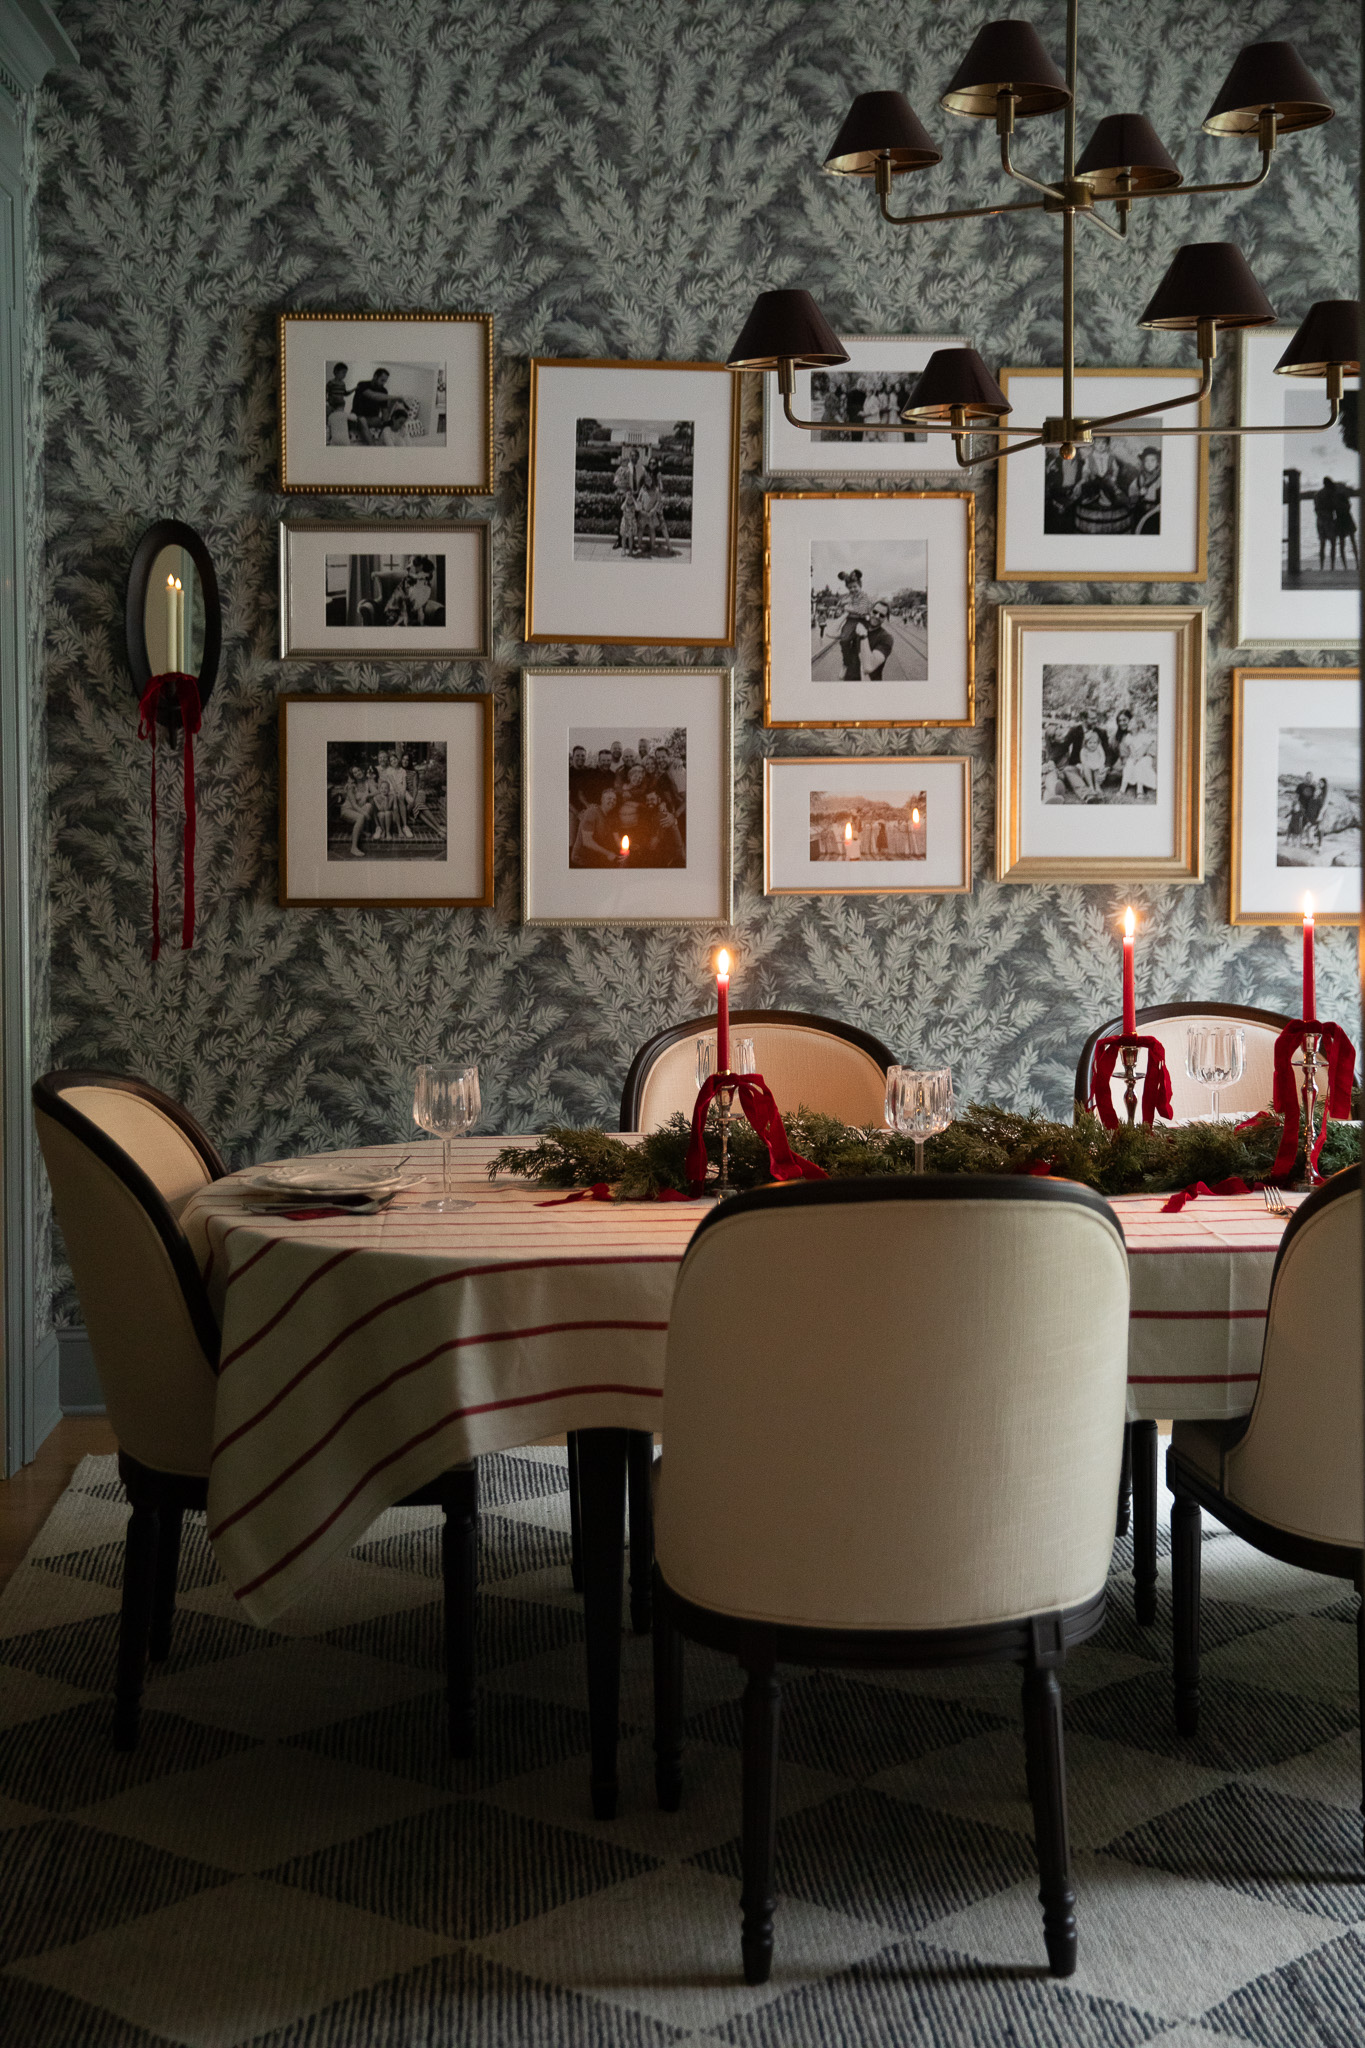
xmin=1160 ymin=1175 xmax=1251 ymax=1215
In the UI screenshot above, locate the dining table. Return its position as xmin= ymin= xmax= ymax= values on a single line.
xmin=179 ymin=1136 xmax=1302 ymax=1817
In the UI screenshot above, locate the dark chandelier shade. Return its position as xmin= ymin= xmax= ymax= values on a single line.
xmin=939 ymin=19 xmax=1071 ymax=119
xmin=1074 ymin=114 xmax=1182 ymax=195
xmin=1275 ymin=300 xmax=1361 ymax=378
xmin=1139 ymin=243 xmax=1275 ymax=332
xmin=1203 ymin=41 xmax=1334 ymax=137
xmin=823 ymin=91 xmax=942 ymax=176
xmin=902 ymin=348 xmax=1011 ymax=421
xmin=725 ymin=289 xmax=849 ymax=371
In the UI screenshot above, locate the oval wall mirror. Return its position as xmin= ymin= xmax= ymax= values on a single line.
xmin=125 ymin=520 xmax=222 ymax=727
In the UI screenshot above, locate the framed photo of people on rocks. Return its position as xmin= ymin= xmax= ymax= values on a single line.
xmin=763 ymin=754 xmax=971 ymax=897
xmin=995 ymin=604 xmax=1205 ymax=883
xmin=277 ymin=312 xmax=494 ymax=496
xmin=278 ymin=521 xmax=490 ymax=660
xmin=994 ymin=368 xmax=1209 ymax=582
xmin=277 ymin=693 xmax=493 ymax=907
xmin=762 ymin=334 xmax=971 ymax=477
xmin=521 ymin=666 xmax=732 ymax=924
xmin=1236 ymin=330 xmax=1360 ymax=649
xmin=764 ymin=490 xmax=974 ymax=729
xmin=1230 ymin=666 xmax=1360 ymax=925
xmin=523 ymin=360 xmax=741 ymax=647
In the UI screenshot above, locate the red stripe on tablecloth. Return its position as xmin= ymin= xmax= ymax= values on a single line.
xmin=1130 ymin=1308 xmax=1267 ymax=1320
xmin=224 ymin=1236 xmax=284 ymax=1289
xmin=1125 ymin=1242 xmax=1281 ymax=1255
xmin=217 ymin=1370 xmax=666 ymax=1586
xmin=1129 ymin=1372 xmax=1262 ymax=1384
xmin=217 ymin=1249 xmax=360 ymax=1369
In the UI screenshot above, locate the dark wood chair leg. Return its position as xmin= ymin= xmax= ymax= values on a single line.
xmin=576 ymin=1427 xmax=628 ymax=1820
xmin=652 ymin=1568 xmax=683 ymax=1812
xmin=567 ymin=1432 xmax=584 ymax=1594
xmin=739 ymin=1644 xmax=782 ymax=1987
xmin=1115 ymin=1421 xmax=1133 ymax=1539
xmin=1171 ymin=1479 xmax=1202 ymax=1736
xmin=113 ymin=1504 xmax=160 ymax=1751
xmin=147 ymin=1503 xmax=183 ymax=1663
xmin=1022 ymin=1622 xmax=1076 ymax=1979
xmin=441 ymin=1463 xmax=479 ymax=1758
xmin=627 ymin=1432 xmax=655 ymax=1635
xmin=1132 ymin=1419 xmax=1159 ymax=1624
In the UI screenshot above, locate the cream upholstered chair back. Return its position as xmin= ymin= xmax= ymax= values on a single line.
xmin=1074 ymin=1003 xmax=1320 ymax=1123
xmin=655 ymin=1178 xmax=1130 ymax=1633
xmin=621 ymin=1010 xmax=895 ymax=1132
xmin=33 ymin=1073 xmax=221 ymax=1476
xmin=1223 ymin=1166 xmax=1362 ymax=1549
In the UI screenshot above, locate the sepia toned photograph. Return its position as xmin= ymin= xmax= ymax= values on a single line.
xmin=326 ymin=740 xmax=447 ymax=861
xmin=573 ymin=418 xmax=694 ymax=562
xmin=1044 ymin=428 xmax=1163 ymax=537
xmin=810 ymin=368 xmax=926 ymax=443
xmin=809 ymin=789 xmax=926 ymax=862
xmin=810 ymin=538 xmax=929 ymax=683
xmin=324 ymin=359 xmax=447 ymax=449
xmin=1041 ymin=662 xmax=1159 ymax=806
xmin=1276 ymin=725 xmax=1360 ymax=868
xmin=1280 ymin=387 xmax=1359 ymax=592
xmin=567 ymin=725 xmax=687 ymax=869
xmin=325 ymin=552 xmax=446 ymax=628
xmin=764 ymin=753 xmax=970 ymax=896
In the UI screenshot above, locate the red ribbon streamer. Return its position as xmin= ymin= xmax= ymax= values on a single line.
xmin=537 ymin=1182 xmax=615 ymax=1206
xmin=1088 ymin=1034 xmax=1174 ymax=1128
xmin=1160 ymin=1174 xmax=1251 ymax=1215
xmin=685 ymin=1073 xmax=829 ymax=1196
xmin=138 ymin=673 xmax=201 ymax=960
xmin=1269 ymin=1020 xmax=1355 ymax=1183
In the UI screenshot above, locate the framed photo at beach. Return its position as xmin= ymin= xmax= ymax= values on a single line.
xmin=524 ymin=360 xmax=740 ymax=647
xmin=278 ymin=693 xmax=493 ymax=908
xmin=1236 ymin=330 xmax=1360 ymax=648
xmin=764 ymin=490 xmax=974 ymax=729
xmin=762 ymin=334 xmax=971 ymax=476
xmin=995 ymin=604 xmax=1205 ymax=883
xmin=521 ymin=665 xmax=732 ymax=925
xmin=278 ymin=312 xmax=494 ymax=496
xmin=995 ymin=368 xmax=1209 ymax=582
xmin=279 ymin=520 xmax=490 ymax=660
xmin=763 ymin=754 xmax=970 ymax=896
xmin=1230 ymin=667 xmax=1360 ymax=925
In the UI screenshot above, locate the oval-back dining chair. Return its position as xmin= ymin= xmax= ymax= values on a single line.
xmin=1074 ymin=1000 xmax=1321 ymax=1125
xmin=620 ymin=1008 xmax=897 ymax=1133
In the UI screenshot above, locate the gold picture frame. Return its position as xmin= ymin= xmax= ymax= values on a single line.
xmin=995 ymin=603 xmax=1205 ymax=883
xmin=763 ymin=755 xmax=972 ymax=897
xmin=1230 ymin=666 xmax=1360 ymax=925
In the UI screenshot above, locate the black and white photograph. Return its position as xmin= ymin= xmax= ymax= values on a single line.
xmin=324 ymin=359 xmax=447 ymax=449
xmin=572 ymin=418 xmax=694 ymax=563
xmin=809 ymin=538 xmax=929 ymax=683
xmin=567 ymin=725 xmax=687 ymax=868
xmin=279 ymin=521 xmax=488 ymax=661
xmin=1276 ymin=725 xmax=1360 ymax=867
xmin=1236 ymin=334 xmax=1359 ymax=646
xmin=1041 ymin=662 xmax=1159 ymax=806
xmin=1280 ymin=387 xmax=1360 ymax=591
xmin=325 ymin=552 xmax=447 ymax=628
xmin=809 ymin=789 xmax=927 ymax=861
xmin=763 ymin=334 xmax=969 ymax=476
xmin=1043 ymin=428 xmax=1163 ymax=536
xmin=810 ymin=369 xmax=926 ymax=443
xmin=326 ymin=740 xmax=447 ymax=862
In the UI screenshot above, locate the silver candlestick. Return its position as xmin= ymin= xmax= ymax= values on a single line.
xmin=1291 ymin=1029 xmax=1323 ymax=1189
xmin=714 ymin=1077 xmax=737 ymax=1195
xmin=1120 ymin=1042 xmax=1140 ymax=1128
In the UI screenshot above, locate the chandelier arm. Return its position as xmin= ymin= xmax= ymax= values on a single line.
xmin=1085 ymin=369 xmax=1213 ymax=434
xmin=877 ymin=188 xmax=1046 ymax=228
xmin=1093 ymin=402 xmax=1341 ymax=439
xmin=999 ymin=133 xmax=1064 ymax=201
xmin=1080 ymin=206 xmax=1126 ymax=242
xmin=778 ymin=390 xmax=1041 ymax=440
xmin=1130 ymin=153 xmax=1276 ymax=204
xmin=954 ymin=430 xmax=1049 ymax=469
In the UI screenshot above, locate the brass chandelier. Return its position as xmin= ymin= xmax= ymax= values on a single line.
xmin=726 ymin=5 xmax=1359 ymax=467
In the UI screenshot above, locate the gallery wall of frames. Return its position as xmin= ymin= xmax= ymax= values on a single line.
xmin=30 ymin=0 xmax=1362 ymax=1326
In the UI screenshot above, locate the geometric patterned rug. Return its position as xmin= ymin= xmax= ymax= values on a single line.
xmin=0 ymin=1447 xmax=1361 ymax=2047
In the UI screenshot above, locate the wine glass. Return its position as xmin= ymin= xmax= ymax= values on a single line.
xmin=1185 ymin=1026 xmax=1245 ymax=1122
xmin=695 ymin=1036 xmax=756 ymax=1088
xmin=888 ymin=1065 xmax=955 ymax=1174
xmin=413 ymin=1063 xmax=478 ymax=1211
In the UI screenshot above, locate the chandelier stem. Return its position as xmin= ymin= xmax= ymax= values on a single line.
xmin=1062 ymin=207 xmax=1076 ymax=443
xmin=1064 ymin=0 xmax=1079 ymax=182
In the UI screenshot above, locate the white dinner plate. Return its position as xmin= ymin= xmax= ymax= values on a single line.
xmin=246 ymin=1162 xmax=410 ymax=1197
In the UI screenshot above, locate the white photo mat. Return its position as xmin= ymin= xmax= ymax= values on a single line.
xmin=763 ymin=335 xmax=970 ymax=475
xmin=279 ymin=521 xmax=489 ymax=659
xmin=1231 ymin=667 xmax=1360 ymax=924
xmin=522 ymin=666 xmax=732 ymax=924
xmin=764 ymin=755 xmax=970 ymax=896
xmin=764 ymin=491 xmax=973 ymax=728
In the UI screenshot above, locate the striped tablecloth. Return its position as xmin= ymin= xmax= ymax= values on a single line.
xmin=180 ymin=1146 xmax=1297 ymax=1624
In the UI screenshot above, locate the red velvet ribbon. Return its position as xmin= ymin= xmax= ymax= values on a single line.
xmin=138 ymin=673 xmax=201 ymax=960
xmin=1269 ymin=1020 xmax=1355 ymax=1183
xmin=536 ymin=1181 xmax=700 ymax=1207
xmin=686 ymin=1072 xmax=829 ymax=1196
xmin=1088 ymin=1034 xmax=1174 ymax=1128
xmin=1160 ymin=1175 xmax=1251 ymax=1215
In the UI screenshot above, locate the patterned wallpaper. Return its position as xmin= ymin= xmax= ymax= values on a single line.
xmin=33 ymin=0 xmax=1360 ymax=1314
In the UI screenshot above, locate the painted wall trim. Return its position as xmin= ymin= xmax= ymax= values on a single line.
xmin=57 ymin=1326 xmax=103 ymax=1414
xmin=0 ymin=1 xmax=77 ymax=98
xmin=33 ymin=1324 xmax=59 ymax=1434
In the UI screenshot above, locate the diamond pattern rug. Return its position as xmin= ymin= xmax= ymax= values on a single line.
xmin=0 ymin=1449 xmax=1360 ymax=2047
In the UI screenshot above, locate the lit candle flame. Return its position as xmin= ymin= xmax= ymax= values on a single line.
xmin=1303 ymin=891 xmax=1314 ymax=922
xmin=166 ymin=573 xmax=175 ymax=589
xmin=173 ymin=577 xmax=183 ymax=592
xmin=620 ymin=835 xmax=629 ymax=857
xmin=1122 ymin=906 xmax=1136 ymax=939
xmin=911 ymin=807 xmax=920 ymax=825
xmin=716 ymin=948 xmax=730 ymax=979
xmin=844 ymin=820 xmax=853 ymax=841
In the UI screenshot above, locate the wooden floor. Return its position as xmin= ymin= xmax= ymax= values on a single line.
xmin=0 ymin=1415 xmax=117 ymax=1592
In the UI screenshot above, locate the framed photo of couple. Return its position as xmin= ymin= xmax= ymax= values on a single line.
xmin=1230 ymin=667 xmax=1360 ymax=925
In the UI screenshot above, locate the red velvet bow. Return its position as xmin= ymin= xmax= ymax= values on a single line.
xmin=686 ymin=1073 xmax=829 ymax=1196
xmin=1160 ymin=1175 xmax=1251 ymax=1215
xmin=1088 ymin=1035 xmax=1174 ymax=1128
xmin=138 ymin=673 xmax=202 ymax=960
xmin=1269 ymin=1021 xmax=1355 ymax=1183
xmin=537 ymin=1182 xmax=615 ymax=1206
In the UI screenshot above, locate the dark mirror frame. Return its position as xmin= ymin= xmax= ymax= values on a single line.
xmin=125 ymin=519 xmax=222 ymax=730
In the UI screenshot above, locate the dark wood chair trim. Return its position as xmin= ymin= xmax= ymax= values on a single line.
xmin=1165 ymin=1447 xmax=1363 ymax=1585
xmin=691 ymin=1168 xmax=1125 ymax=1248
xmin=1073 ymin=1001 xmax=1306 ymax=1118
xmin=35 ymin=1068 xmax=228 ymax=1180
xmin=619 ymin=1008 xmax=898 ymax=1132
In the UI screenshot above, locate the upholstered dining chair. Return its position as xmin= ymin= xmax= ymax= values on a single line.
xmin=651 ymin=1175 xmax=1131 ymax=1985
xmin=32 ymin=1070 xmax=478 ymax=1756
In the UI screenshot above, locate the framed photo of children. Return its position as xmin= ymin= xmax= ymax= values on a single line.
xmin=762 ymin=334 xmax=971 ymax=476
xmin=521 ymin=666 xmax=732 ymax=925
xmin=1230 ymin=667 xmax=1360 ymax=925
xmin=995 ymin=604 xmax=1205 ymax=883
xmin=524 ymin=360 xmax=740 ymax=647
xmin=1236 ymin=330 xmax=1360 ymax=648
xmin=763 ymin=755 xmax=971 ymax=897
xmin=764 ymin=490 xmax=974 ymax=728
xmin=994 ymin=368 xmax=1209 ymax=582
xmin=278 ymin=312 xmax=494 ymax=496
xmin=278 ymin=521 xmax=491 ymax=661
xmin=277 ymin=693 xmax=493 ymax=908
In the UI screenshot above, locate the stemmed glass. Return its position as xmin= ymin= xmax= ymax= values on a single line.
xmin=695 ymin=1036 xmax=757 ymax=1088
xmin=413 ymin=1062 xmax=480 ymax=1211
xmin=886 ymin=1064 xmax=955 ymax=1174
xmin=1185 ymin=1027 xmax=1245 ymax=1122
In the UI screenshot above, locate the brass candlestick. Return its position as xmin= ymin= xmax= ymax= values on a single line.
xmin=1120 ymin=1042 xmax=1141 ymax=1128
xmin=1291 ymin=1029 xmax=1323 ymax=1189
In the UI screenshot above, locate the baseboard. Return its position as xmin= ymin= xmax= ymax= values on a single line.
xmin=58 ymin=1327 xmax=104 ymax=1414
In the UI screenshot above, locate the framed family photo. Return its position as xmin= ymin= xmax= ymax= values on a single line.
xmin=278 ymin=693 xmax=493 ymax=907
xmin=279 ymin=521 xmax=490 ymax=660
xmin=524 ymin=360 xmax=740 ymax=646
xmin=278 ymin=312 xmax=494 ymax=496
xmin=521 ymin=666 xmax=732 ymax=924
xmin=763 ymin=755 xmax=971 ymax=896
xmin=1230 ymin=667 xmax=1360 ymax=925
xmin=764 ymin=491 xmax=974 ymax=728
xmin=1236 ymin=330 xmax=1360 ymax=648
xmin=995 ymin=604 xmax=1205 ymax=883
xmin=995 ymin=368 xmax=1209 ymax=582
xmin=762 ymin=334 xmax=971 ymax=476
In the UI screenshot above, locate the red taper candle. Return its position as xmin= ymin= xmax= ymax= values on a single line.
xmin=1302 ymin=893 xmax=1316 ymax=1021
xmin=1121 ymin=907 xmax=1137 ymax=1037
xmin=716 ymin=948 xmax=731 ymax=1074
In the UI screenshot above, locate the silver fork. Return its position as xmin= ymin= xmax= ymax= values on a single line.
xmin=1262 ymin=1184 xmax=1289 ymax=1216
